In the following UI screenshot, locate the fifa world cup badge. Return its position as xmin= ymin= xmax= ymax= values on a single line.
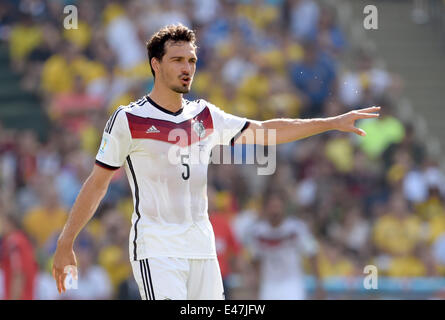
xmin=99 ymin=137 xmax=108 ymax=154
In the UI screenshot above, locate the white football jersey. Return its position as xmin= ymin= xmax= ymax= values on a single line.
xmin=248 ymin=218 xmax=318 ymax=285
xmin=96 ymin=95 xmax=249 ymax=260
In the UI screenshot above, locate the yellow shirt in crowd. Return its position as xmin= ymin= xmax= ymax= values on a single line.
xmin=23 ymin=206 xmax=68 ymax=247
xmin=317 ymin=250 xmax=356 ymax=278
xmin=373 ymin=213 xmax=422 ymax=256
xmin=386 ymin=255 xmax=426 ymax=277
xmin=9 ymin=24 xmax=42 ymax=62
xmin=63 ymin=20 xmax=92 ymax=50
xmin=41 ymin=54 xmax=106 ymax=94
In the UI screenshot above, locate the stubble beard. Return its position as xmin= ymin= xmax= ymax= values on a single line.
xmin=170 ymin=79 xmax=192 ymax=94
xmin=171 ymin=85 xmax=190 ymax=94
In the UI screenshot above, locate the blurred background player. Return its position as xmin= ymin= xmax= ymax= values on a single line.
xmin=247 ymin=190 xmax=323 ymax=300
xmin=0 ymin=212 xmax=38 ymax=300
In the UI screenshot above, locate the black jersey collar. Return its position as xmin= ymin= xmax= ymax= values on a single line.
xmin=146 ymin=95 xmax=184 ymax=116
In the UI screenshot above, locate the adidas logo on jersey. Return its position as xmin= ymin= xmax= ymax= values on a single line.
xmin=146 ymin=125 xmax=160 ymax=133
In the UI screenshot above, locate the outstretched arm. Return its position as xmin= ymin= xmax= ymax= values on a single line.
xmin=52 ymin=164 xmax=115 ymax=293
xmin=234 ymin=106 xmax=381 ymax=145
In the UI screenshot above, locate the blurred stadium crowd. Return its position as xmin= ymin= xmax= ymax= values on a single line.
xmin=1 ymin=0 xmax=445 ymax=300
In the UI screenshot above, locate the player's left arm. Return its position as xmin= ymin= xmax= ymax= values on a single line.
xmin=234 ymin=106 xmax=380 ymax=145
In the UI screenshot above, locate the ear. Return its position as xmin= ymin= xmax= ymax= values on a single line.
xmin=151 ymin=57 xmax=160 ymax=75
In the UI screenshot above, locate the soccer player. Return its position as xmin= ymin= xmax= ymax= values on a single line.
xmin=248 ymin=191 xmax=322 ymax=300
xmin=1 ymin=213 xmax=38 ymax=300
xmin=52 ymin=24 xmax=380 ymax=300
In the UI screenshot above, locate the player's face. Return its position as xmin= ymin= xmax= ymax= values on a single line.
xmin=158 ymin=41 xmax=197 ymax=94
xmin=265 ymin=196 xmax=285 ymax=226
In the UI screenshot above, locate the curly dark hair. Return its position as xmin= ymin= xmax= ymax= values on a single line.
xmin=146 ymin=24 xmax=197 ymax=78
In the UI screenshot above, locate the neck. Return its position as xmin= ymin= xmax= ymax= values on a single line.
xmin=148 ymin=81 xmax=183 ymax=113
xmin=269 ymin=219 xmax=283 ymax=228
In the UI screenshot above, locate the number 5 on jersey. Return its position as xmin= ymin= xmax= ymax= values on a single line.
xmin=181 ymin=154 xmax=190 ymax=180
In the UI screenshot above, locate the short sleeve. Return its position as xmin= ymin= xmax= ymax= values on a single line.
xmin=245 ymin=223 xmax=263 ymax=261
xmin=207 ymin=102 xmax=250 ymax=146
xmin=95 ymin=107 xmax=131 ymax=170
xmin=295 ymin=222 xmax=319 ymax=257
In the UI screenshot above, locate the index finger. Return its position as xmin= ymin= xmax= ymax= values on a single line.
xmin=355 ymin=112 xmax=380 ymax=119
xmin=356 ymin=106 xmax=381 ymax=113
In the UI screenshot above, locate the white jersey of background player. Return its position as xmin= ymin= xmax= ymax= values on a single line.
xmin=248 ymin=192 xmax=321 ymax=300
xmin=52 ymin=23 xmax=380 ymax=300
